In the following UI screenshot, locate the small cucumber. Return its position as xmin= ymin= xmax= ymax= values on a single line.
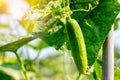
xmin=66 ymin=17 xmax=88 ymax=74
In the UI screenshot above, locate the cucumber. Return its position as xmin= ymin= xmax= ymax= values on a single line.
xmin=66 ymin=17 xmax=88 ymax=74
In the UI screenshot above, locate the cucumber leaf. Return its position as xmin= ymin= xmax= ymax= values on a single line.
xmin=70 ymin=0 xmax=100 ymax=20
xmin=33 ymin=0 xmax=120 ymax=67
xmin=0 ymin=0 xmax=119 ymax=68
xmin=71 ymin=0 xmax=120 ymax=66
xmin=0 ymin=36 xmax=35 ymax=52
xmin=0 ymin=33 xmax=19 ymax=47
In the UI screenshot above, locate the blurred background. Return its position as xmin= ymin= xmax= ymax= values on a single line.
xmin=0 ymin=0 xmax=120 ymax=80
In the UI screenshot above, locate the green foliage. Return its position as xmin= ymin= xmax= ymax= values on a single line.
xmin=93 ymin=60 xmax=102 ymax=80
xmin=70 ymin=0 xmax=100 ymax=20
xmin=80 ymin=74 xmax=95 ymax=80
xmin=0 ymin=0 xmax=119 ymax=71
xmin=42 ymin=27 xmax=66 ymax=50
xmin=0 ymin=70 xmax=15 ymax=80
xmin=70 ymin=0 xmax=120 ymax=66
xmin=0 ymin=0 xmax=120 ymax=79
xmin=93 ymin=59 xmax=120 ymax=80
xmin=114 ymin=18 xmax=120 ymax=29
xmin=0 ymin=36 xmax=35 ymax=52
xmin=0 ymin=33 xmax=18 ymax=47
xmin=115 ymin=67 xmax=120 ymax=80
xmin=24 ymin=59 xmax=35 ymax=72
xmin=28 ymin=40 xmax=48 ymax=50
xmin=0 ymin=63 xmax=20 ymax=70
xmin=19 ymin=19 xmax=36 ymax=33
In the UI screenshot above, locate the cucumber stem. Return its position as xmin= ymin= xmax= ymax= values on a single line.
xmin=76 ymin=72 xmax=81 ymax=80
xmin=14 ymin=52 xmax=28 ymax=80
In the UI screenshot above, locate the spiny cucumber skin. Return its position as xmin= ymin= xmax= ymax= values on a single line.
xmin=66 ymin=18 xmax=88 ymax=74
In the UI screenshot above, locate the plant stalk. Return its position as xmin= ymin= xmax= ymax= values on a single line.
xmin=14 ymin=52 xmax=28 ymax=80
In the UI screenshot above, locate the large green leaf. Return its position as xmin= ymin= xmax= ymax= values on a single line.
xmin=33 ymin=0 xmax=120 ymax=67
xmin=71 ymin=0 xmax=120 ymax=66
xmin=0 ymin=33 xmax=18 ymax=47
xmin=0 ymin=36 xmax=35 ymax=52
xmin=42 ymin=27 xmax=66 ymax=50
xmin=70 ymin=0 xmax=100 ymax=20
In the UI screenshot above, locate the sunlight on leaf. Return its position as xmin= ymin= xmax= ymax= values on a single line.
xmin=0 ymin=36 xmax=35 ymax=52
xmin=0 ymin=33 xmax=18 ymax=46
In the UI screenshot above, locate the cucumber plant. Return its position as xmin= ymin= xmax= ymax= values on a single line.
xmin=0 ymin=0 xmax=120 ymax=80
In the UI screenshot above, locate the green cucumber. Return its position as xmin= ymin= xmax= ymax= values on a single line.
xmin=66 ymin=17 xmax=88 ymax=74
